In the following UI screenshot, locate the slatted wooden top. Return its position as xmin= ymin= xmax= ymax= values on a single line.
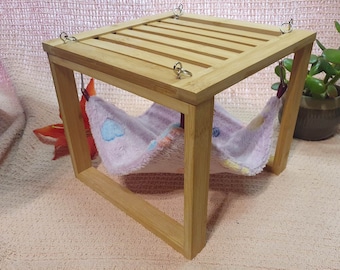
xmin=43 ymin=12 xmax=315 ymax=105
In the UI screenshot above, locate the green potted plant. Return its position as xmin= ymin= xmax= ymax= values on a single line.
xmin=272 ymin=20 xmax=340 ymax=141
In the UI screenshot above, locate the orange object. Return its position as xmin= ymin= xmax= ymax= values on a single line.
xmin=33 ymin=78 xmax=97 ymax=160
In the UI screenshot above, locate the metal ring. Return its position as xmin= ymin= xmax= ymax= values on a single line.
xmin=173 ymin=3 xmax=184 ymax=19
xmin=180 ymin=69 xmax=192 ymax=78
xmin=59 ymin=32 xmax=78 ymax=43
xmin=173 ymin=61 xmax=192 ymax=79
xmin=173 ymin=61 xmax=182 ymax=72
xmin=280 ymin=19 xmax=293 ymax=34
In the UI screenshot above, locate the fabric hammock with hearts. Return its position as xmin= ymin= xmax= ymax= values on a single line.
xmin=86 ymin=84 xmax=282 ymax=176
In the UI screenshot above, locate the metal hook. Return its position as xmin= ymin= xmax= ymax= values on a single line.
xmin=80 ymin=74 xmax=90 ymax=101
xmin=173 ymin=3 xmax=184 ymax=19
xmin=280 ymin=19 xmax=293 ymax=34
xmin=59 ymin=32 xmax=78 ymax=43
xmin=173 ymin=62 xmax=192 ymax=79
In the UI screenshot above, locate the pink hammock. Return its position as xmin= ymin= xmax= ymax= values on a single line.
xmin=86 ymin=94 xmax=281 ymax=176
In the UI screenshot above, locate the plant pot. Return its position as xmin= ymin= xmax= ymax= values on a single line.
xmin=279 ymin=95 xmax=340 ymax=141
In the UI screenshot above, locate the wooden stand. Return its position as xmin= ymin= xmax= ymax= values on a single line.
xmin=43 ymin=12 xmax=315 ymax=259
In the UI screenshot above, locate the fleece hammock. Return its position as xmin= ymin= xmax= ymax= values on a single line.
xmin=85 ymin=93 xmax=282 ymax=176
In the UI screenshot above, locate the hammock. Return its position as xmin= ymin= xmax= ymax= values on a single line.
xmin=86 ymin=94 xmax=282 ymax=176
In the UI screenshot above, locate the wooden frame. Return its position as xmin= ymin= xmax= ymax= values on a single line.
xmin=43 ymin=12 xmax=315 ymax=259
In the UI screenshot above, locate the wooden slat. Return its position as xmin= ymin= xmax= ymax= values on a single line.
xmin=181 ymin=13 xmax=281 ymax=36
xmin=99 ymin=33 xmax=225 ymax=67
xmin=78 ymin=167 xmax=185 ymax=254
xmin=46 ymin=29 xmax=316 ymax=106
xmin=42 ymin=12 xmax=175 ymax=51
xmin=132 ymin=25 xmax=254 ymax=52
xmin=161 ymin=18 xmax=276 ymax=41
xmin=149 ymin=21 xmax=264 ymax=46
xmin=81 ymin=38 xmax=204 ymax=74
xmin=48 ymin=42 xmax=184 ymax=95
xmin=173 ymin=29 xmax=316 ymax=104
xmin=117 ymin=29 xmax=239 ymax=59
xmin=48 ymin=55 xmax=191 ymax=114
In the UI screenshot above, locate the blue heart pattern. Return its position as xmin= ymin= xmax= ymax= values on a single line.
xmin=101 ymin=118 xmax=125 ymax=141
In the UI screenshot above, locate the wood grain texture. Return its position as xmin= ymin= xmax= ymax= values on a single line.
xmin=48 ymin=61 xmax=92 ymax=175
xmin=269 ymin=43 xmax=314 ymax=174
xmin=44 ymin=12 xmax=316 ymax=259
xmin=78 ymin=167 xmax=185 ymax=254
xmin=183 ymin=98 xmax=214 ymax=259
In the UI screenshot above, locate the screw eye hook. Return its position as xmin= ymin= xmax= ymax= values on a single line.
xmin=59 ymin=32 xmax=78 ymax=43
xmin=173 ymin=62 xmax=192 ymax=79
xmin=280 ymin=19 xmax=293 ymax=34
xmin=173 ymin=3 xmax=184 ymax=19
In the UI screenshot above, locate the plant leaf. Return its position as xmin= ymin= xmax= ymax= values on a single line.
xmin=335 ymin=20 xmax=340 ymax=33
xmin=309 ymin=54 xmax=318 ymax=64
xmin=274 ymin=65 xmax=286 ymax=79
xmin=271 ymin=82 xmax=280 ymax=90
xmin=308 ymin=58 xmax=322 ymax=76
xmin=305 ymin=76 xmax=325 ymax=97
xmin=283 ymin=58 xmax=293 ymax=72
xmin=326 ymin=84 xmax=339 ymax=98
xmin=320 ymin=58 xmax=337 ymax=76
xmin=316 ymin=39 xmax=326 ymax=51
xmin=322 ymin=49 xmax=340 ymax=64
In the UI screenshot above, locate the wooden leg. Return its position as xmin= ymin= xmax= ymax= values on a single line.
xmin=49 ymin=58 xmax=216 ymax=258
xmin=183 ymin=98 xmax=214 ymax=259
xmin=270 ymin=43 xmax=313 ymax=174
xmin=49 ymin=60 xmax=92 ymax=175
xmin=50 ymin=60 xmax=185 ymax=253
xmin=49 ymin=58 xmax=212 ymax=258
